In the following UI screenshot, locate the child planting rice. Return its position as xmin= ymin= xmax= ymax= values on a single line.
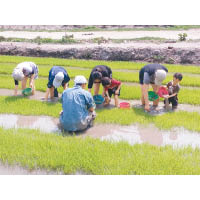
xmin=163 ymin=73 xmax=183 ymax=110
xmin=101 ymin=77 xmax=122 ymax=107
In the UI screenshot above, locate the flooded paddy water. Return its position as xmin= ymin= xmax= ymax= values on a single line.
xmin=1 ymin=113 xmax=200 ymax=149
xmin=0 ymin=88 xmax=200 ymax=149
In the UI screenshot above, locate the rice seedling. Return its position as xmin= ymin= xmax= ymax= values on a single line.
xmin=1 ymin=127 xmax=200 ymax=174
xmin=1 ymin=63 xmax=200 ymax=88
xmin=0 ymin=96 xmax=200 ymax=132
xmin=1 ymin=55 xmax=200 ymax=74
xmin=1 ymin=74 xmax=200 ymax=105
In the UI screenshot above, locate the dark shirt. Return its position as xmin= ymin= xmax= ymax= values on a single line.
xmin=139 ymin=64 xmax=168 ymax=84
xmin=88 ymin=65 xmax=112 ymax=89
xmin=47 ymin=66 xmax=70 ymax=88
xmin=167 ymin=81 xmax=180 ymax=96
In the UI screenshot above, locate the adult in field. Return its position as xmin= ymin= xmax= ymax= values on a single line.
xmin=88 ymin=65 xmax=112 ymax=95
xmin=139 ymin=63 xmax=168 ymax=111
xmin=60 ymin=75 xmax=96 ymax=132
xmin=12 ymin=61 xmax=39 ymax=96
xmin=45 ymin=66 xmax=70 ymax=100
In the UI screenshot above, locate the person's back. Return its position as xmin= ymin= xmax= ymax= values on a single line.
xmin=60 ymin=84 xmax=95 ymax=132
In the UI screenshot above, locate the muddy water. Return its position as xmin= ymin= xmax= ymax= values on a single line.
xmin=0 ymin=114 xmax=60 ymax=133
xmin=0 ymin=162 xmax=63 ymax=175
xmin=0 ymin=162 xmax=88 ymax=175
xmin=101 ymin=124 xmax=200 ymax=149
xmin=1 ymin=114 xmax=200 ymax=149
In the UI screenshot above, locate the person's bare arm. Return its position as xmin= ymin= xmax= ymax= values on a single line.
xmin=88 ymin=107 xmax=94 ymax=112
xmin=163 ymin=93 xmax=177 ymax=99
xmin=115 ymin=83 xmax=122 ymax=95
xmin=63 ymin=83 xmax=68 ymax=90
xmin=29 ymin=74 xmax=35 ymax=88
xmin=45 ymin=88 xmax=50 ymax=100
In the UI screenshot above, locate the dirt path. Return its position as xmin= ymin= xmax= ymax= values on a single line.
xmin=2 ymin=41 xmax=200 ymax=50
xmin=1 ymin=29 xmax=200 ymax=40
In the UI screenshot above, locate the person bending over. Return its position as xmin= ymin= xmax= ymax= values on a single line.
xmin=101 ymin=77 xmax=122 ymax=107
xmin=139 ymin=63 xmax=168 ymax=111
xmin=45 ymin=66 xmax=70 ymax=100
xmin=88 ymin=65 xmax=112 ymax=95
xmin=12 ymin=62 xmax=39 ymax=95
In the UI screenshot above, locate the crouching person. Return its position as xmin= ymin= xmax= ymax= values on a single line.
xmin=59 ymin=75 xmax=96 ymax=132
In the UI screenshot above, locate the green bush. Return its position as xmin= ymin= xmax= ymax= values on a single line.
xmin=178 ymin=33 xmax=188 ymax=41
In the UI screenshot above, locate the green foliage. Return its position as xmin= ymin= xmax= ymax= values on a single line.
xmin=1 ymin=62 xmax=200 ymax=88
xmin=1 ymin=74 xmax=200 ymax=105
xmin=1 ymin=55 xmax=200 ymax=75
xmin=92 ymin=37 xmax=108 ymax=44
xmin=0 ymin=96 xmax=200 ymax=132
xmin=178 ymin=33 xmax=188 ymax=41
xmin=1 ymin=127 xmax=200 ymax=174
xmin=61 ymin=34 xmax=76 ymax=44
xmin=0 ymin=36 xmax=5 ymax=42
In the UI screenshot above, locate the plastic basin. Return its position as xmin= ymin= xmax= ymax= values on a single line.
xmin=22 ymin=88 xmax=32 ymax=96
xmin=119 ymin=102 xmax=130 ymax=109
xmin=93 ymin=95 xmax=104 ymax=104
xmin=148 ymin=91 xmax=159 ymax=101
xmin=158 ymin=86 xmax=169 ymax=98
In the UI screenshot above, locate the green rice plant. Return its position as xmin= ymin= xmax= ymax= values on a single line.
xmin=1 ymin=55 xmax=200 ymax=74
xmin=0 ymin=96 xmax=61 ymax=117
xmin=96 ymin=108 xmax=200 ymax=132
xmin=0 ymin=96 xmax=200 ymax=132
xmin=1 ymin=74 xmax=200 ymax=105
xmin=1 ymin=127 xmax=200 ymax=174
xmin=1 ymin=63 xmax=200 ymax=88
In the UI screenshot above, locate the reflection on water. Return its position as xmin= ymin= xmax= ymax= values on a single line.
xmin=1 ymin=114 xmax=200 ymax=148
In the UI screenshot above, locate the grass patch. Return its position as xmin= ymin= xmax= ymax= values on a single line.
xmin=0 ymin=55 xmax=200 ymax=74
xmin=111 ymin=37 xmax=169 ymax=43
xmin=1 ymin=63 xmax=200 ymax=88
xmin=1 ymin=127 xmax=200 ymax=175
xmin=1 ymin=75 xmax=200 ymax=105
xmin=1 ymin=25 xmax=200 ymax=32
xmin=0 ymin=96 xmax=200 ymax=132
xmin=0 ymin=36 xmax=78 ymax=44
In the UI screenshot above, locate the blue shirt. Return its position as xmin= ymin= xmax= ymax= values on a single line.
xmin=47 ymin=66 xmax=70 ymax=88
xmin=60 ymin=85 xmax=95 ymax=132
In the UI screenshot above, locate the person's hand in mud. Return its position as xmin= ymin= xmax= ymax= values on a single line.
xmin=103 ymin=96 xmax=111 ymax=106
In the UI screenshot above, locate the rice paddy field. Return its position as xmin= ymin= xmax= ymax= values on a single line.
xmin=0 ymin=55 xmax=200 ymax=175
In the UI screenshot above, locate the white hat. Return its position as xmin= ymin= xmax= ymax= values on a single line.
xmin=12 ymin=68 xmax=24 ymax=81
xmin=23 ymin=65 xmax=32 ymax=76
xmin=74 ymin=75 xmax=87 ymax=85
xmin=53 ymin=72 xmax=64 ymax=88
xmin=155 ymin=70 xmax=167 ymax=86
